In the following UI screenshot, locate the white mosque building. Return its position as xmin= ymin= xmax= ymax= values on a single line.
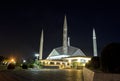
xmin=46 ymin=16 xmax=86 ymax=60
xmin=39 ymin=15 xmax=98 ymax=69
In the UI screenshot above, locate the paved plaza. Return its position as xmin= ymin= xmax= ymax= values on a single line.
xmin=0 ymin=69 xmax=83 ymax=81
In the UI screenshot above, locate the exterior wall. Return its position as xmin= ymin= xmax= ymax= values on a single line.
xmin=83 ymin=67 xmax=120 ymax=81
xmin=41 ymin=60 xmax=69 ymax=69
xmin=83 ymin=67 xmax=94 ymax=81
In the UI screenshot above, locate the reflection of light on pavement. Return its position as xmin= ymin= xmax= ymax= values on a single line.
xmin=65 ymin=69 xmax=73 ymax=72
xmin=0 ymin=69 xmax=83 ymax=81
xmin=29 ymin=68 xmax=40 ymax=71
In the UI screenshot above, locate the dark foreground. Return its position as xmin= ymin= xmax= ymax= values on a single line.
xmin=0 ymin=69 xmax=83 ymax=81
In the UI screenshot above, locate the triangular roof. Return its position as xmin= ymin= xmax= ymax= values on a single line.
xmin=46 ymin=46 xmax=86 ymax=59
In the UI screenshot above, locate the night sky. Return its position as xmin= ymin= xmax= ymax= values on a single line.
xmin=0 ymin=1 xmax=120 ymax=60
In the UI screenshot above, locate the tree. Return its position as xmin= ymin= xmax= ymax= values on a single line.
xmin=101 ymin=42 xmax=120 ymax=73
xmin=85 ymin=56 xmax=100 ymax=69
xmin=7 ymin=63 xmax=15 ymax=69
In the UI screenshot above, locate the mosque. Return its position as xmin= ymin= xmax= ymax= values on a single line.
xmin=38 ymin=15 xmax=98 ymax=69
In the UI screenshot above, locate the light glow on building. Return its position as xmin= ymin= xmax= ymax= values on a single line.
xmin=40 ymin=56 xmax=91 ymax=69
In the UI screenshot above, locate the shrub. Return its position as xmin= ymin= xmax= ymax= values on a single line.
xmin=101 ymin=43 xmax=120 ymax=73
xmin=22 ymin=64 xmax=28 ymax=69
xmin=7 ymin=63 xmax=15 ymax=69
xmin=28 ymin=64 xmax=34 ymax=68
xmin=85 ymin=56 xmax=100 ymax=69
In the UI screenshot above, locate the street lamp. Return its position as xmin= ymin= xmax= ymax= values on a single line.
xmin=35 ymin=54 xmax=39 ymax=60
xmin=10 ymin=58 xmax=16 ymax=64
xmin=23 ymin=60 xmax=26 ymax=63
xmin=35 ymin=54 xmax=39 ymax=65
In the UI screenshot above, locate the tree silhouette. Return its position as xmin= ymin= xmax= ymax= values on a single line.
xmin=101 ymin=42 xmax=120 ymax=73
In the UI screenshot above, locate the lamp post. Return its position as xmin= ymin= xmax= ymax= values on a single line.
xmin=35 ymin=54 xmax=39 ymax=64
xmin=23 ymin=60 xmax=26 ymax=63
xmin=35 ymin=54 xmax=39 ymax=60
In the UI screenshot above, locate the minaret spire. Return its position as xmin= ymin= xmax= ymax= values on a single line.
xmin=39 ymin=29 xmax=44 ymax=60
xmin=68 ymin=37 xmax=70 ymax=46
xmin=93 ymin=28 xmax=98 ymax=56
xmin=63 ymin=15 xmax=68 ymax=54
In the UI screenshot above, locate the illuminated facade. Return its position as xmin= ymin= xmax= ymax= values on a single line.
xmin=63 ymin=56 xmax=91 ymax=68
xmin=41 ymin=56 xmax=91 ymax=69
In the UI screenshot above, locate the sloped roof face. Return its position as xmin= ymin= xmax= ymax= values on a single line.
xmin=46 ymin=46 xmax=86 ymax=59
xmin=71 ymin=49 xmax=86 ymax=56
xmin=49 ymin=49 xmax=60 ymax=56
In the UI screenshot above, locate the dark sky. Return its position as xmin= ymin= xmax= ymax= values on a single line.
xmin=0 ymin=1 xmax=120 ymax=60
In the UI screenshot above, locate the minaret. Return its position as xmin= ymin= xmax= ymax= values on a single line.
xmin=63 ymin=15 xmax=68 ymax=54
xmin=93 ymin=28 xmax=98 ymax=56
xmin=68 ymin=37 xmax=70 ymax=46
xmin=39 ymin=29 xmax=44 ymax=60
